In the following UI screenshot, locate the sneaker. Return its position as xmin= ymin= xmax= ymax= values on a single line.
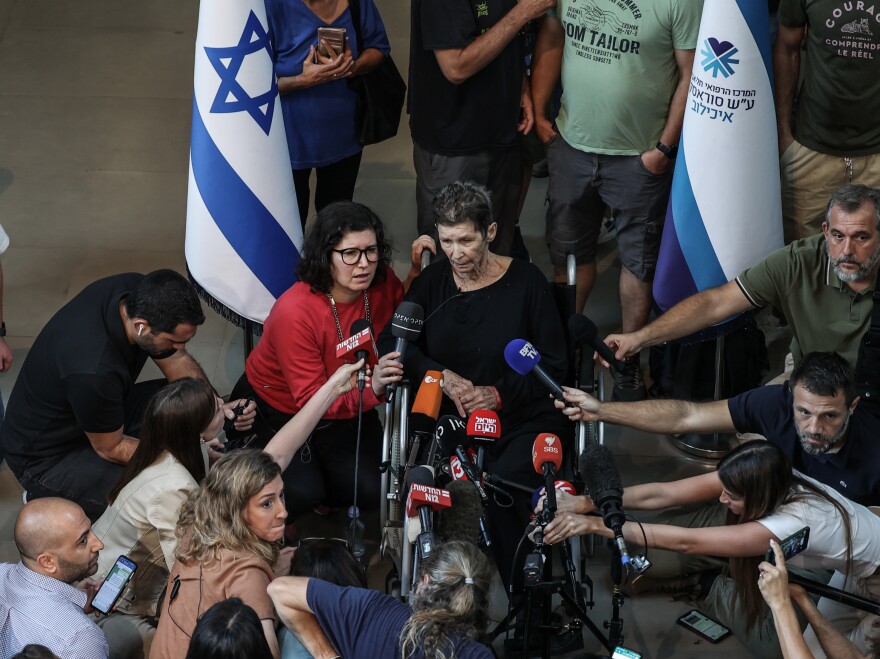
xmin=613 ymin=356 xmax=647 ymax=402
xmin=598 ymin=215 xmax=617 ymax=244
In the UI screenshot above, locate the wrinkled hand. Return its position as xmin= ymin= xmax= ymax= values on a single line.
xmin=543 ymin=511 xmax=600 ymax=545
xmin=553 ymin=386 xmax=600 ymax=422
xmin=442 ymin=369 xmax=475 ymax=417
xmin=535 ymin=117 xmax=557 ymax=145
xmin=758 ymin=540 xmax=791 ymax=610
xmin=299 ymin=43 xmax=354 ymax=87
xmin=0 ymin=337 xmax=12 ymax=371
xmin=534 ymin=488 xmax=593 ymax=516
xmin=273 ymin=546 xmax=296 ymax=578
xmin=224 ymin=398 xmax=257 ymax=432
xmin=372 ymin=352 xmax=404 ymax=397
xmin=459 ymin=385 xmax=497 ymax=415
xmin=411 ymin=235 xmax=436 ymax=270
xmin=603 ymin=333 xmax=642 ymax=363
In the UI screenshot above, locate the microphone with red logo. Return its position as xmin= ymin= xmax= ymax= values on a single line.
xmin=386 ymin=301 xmax=424 ymax=402
xmin=504 ymin=339 xmax=567 ymax=402
xmin=334 ymin=319 xmax=376 ymax=391
xmin=532 ymin=433 xmax=563 ymax=517
xmin=466 ymin=409 xmax=501 ymax=470
xmin=405 ymin=466 xmax=451 ymax=560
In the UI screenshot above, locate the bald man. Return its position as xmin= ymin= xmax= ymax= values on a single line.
xmin=0 ymin=498 xmax=108 ymax=659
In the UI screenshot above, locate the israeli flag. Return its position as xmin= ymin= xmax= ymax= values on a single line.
xmin=653 ymin=0 xmax=782 ymax=330
xmin=185 ymin=0 xmax=302 ymax=326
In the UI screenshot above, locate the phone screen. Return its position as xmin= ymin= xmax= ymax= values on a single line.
xmin=612 ymin=647 xmax=642 ymax=659
xmin=92 ymin=556 xmax=137 ymax=614
xmin=766 ymin=526 xmax=809 ymax=564
xmin=680 ymin=610 xmax=729 ymax=641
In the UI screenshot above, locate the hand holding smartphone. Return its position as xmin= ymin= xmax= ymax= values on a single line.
xmin=92 ymin=555 xmax=137 ymax=615
xmin=766 ymin=526 xmax=810 ymax=565
xmin=316 ymin=27 xmax=346 ymax=61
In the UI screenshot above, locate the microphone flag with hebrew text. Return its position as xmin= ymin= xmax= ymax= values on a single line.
xmin=185 ymin=0 xmax=302 ymax=327
xmin=652 ymin=0 xmax=782 ymax=341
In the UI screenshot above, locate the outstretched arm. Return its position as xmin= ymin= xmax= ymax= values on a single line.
xmin=604 ymin=281 xmax=752 ymax=361
xmin=264 ymin=361 xmax=361 ymax=472
xmin=267 ymin=578 xmax=339 ymax=659
xmin=555 ymin=386 xmax=737 ymax=434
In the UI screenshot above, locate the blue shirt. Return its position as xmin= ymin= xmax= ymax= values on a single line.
xmin=0 ymin=562 xmax=109 ymax=659
xmin=265 ymin=0 xmax=391 ymax=168
xmin=727 ymin=383 xmax=880 ymax=506
xmin=306 ymin=579 xmax=493 ymax=659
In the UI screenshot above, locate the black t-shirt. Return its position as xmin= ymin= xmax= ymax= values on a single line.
xmin=727 ymin=383 xmax=880 ymax=506
xmin=408 ymin=0 xmax=523 ymax=154
xmin=1 ymin=274 xmax=149 ymax=469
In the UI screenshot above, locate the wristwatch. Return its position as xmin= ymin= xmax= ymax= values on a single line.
xmin=655 ymin=141 xmax=678 ymax=160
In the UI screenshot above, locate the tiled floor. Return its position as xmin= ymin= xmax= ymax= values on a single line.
xmin=0 ymin=1 xmax=771 ymax=656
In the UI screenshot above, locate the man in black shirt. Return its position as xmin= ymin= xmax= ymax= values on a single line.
xmin=408 ymin=0 xmax=555 ymax=256
xmin=0 ymin=269 xmax=251 ymax=520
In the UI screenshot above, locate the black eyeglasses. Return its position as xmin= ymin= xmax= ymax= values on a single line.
xmin=332 ymin=245 xmax=380 ymax=265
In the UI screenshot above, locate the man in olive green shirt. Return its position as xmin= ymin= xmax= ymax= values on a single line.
xmin=604 ymin=184 xmax=880 ymax=370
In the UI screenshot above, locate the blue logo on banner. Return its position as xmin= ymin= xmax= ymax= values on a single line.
xmin=204 ymin=11 xmax=278 ymax=135
xmin=701 ymin=38 xmax=739 ymax=78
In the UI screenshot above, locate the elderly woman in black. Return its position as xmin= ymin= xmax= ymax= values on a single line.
xmin=380 ymin=180 xmax=571 ymax=589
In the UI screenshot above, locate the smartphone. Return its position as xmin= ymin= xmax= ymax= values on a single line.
xmin=677 ymin=609 xmax=731 ymax=643
xmin=766 ymin=526 xmax=810 ymax=565
xmin=92 ymin=555 xmax=138 ymax=615
xmin=612 ymin=647 xmax=642 ymax=659
xmin=316 ymin=27 xmax=346 ymax=59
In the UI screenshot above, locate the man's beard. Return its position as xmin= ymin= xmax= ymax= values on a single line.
xmin=796 ymin=412 xmax=850 ymax=456
xmin=827 ymin=241 xmax=880 ymax=282
xmin=57 ymin=553 xmax=99 ymax=584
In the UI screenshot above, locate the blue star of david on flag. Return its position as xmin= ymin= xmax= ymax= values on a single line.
xmin=204 ymin=10 xmax=278 ymax=135
xmin=701 ymin=37 xmax=740 ymax=78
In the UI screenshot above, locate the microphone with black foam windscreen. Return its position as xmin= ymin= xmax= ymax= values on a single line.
xmin=580 ymin=443 xmax=631 ymax=569
xmin=436 ymin=479 xmax=484 ymax=546
xmin=568 ymin=313 xmax=625 ymax=373
xmin=405 ymin=466 xmax=451 ymax=560
xmin=386 ymin=302 xmax=424 ymax=402
xmin=504 ymin=339 xmax=567 ymax=402
xmin=532 ymin=433 xmax=564 ymax=517
xmin=466 ymin=409 xmax=500 ymax=471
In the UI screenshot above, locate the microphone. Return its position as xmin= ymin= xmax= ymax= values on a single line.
xmin=407 ymin=371 xmax=444 ymax=468
xmin=532 ymin=433 xmax=563 ymax=516
xmin=436 ymin=479 xmax=483 ymax=546
xmin=405 ymin=466 xmax=451 ymax=560
xmin=411 ymin=370 xmax=443 ymax=433
xmin=568 ymin=314 xmax=624 ymax=373
xmin=504 ymin=339 xmax=566 ymax=401
xmin=580 ymin=443 xmax=630 ymax=568
xmin=466 ymin=409 xmax=501 ymax=470
xmin=386 ymin=302 xmax=424 ymax=401
xmin=335 ymin=319 xmax=375 ymax=391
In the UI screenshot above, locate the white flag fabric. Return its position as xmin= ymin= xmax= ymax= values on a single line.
xmin=653 ymin=0 xmax=782 ymax=330
xmin=185 ymin=0 xmax=302 ymax=326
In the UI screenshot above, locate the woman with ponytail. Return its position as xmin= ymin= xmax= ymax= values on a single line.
xmin=268 ymin=541 xmax=494 ymax=658
xmin=543 ymin=440 xmax=880 ymax=657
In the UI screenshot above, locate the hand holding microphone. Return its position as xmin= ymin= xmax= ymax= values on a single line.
xmin=568 ymin=314 xmax=625 ymax=373
xmin=553 ymin=385 xmax=602 ymax=423
xmin=386 ymin=302 xmax=424 ymax=401
xmin=504 ymin=339 xmax=572 ymax=406
xmin=336 ymin=320 xmax=377 ymax=391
